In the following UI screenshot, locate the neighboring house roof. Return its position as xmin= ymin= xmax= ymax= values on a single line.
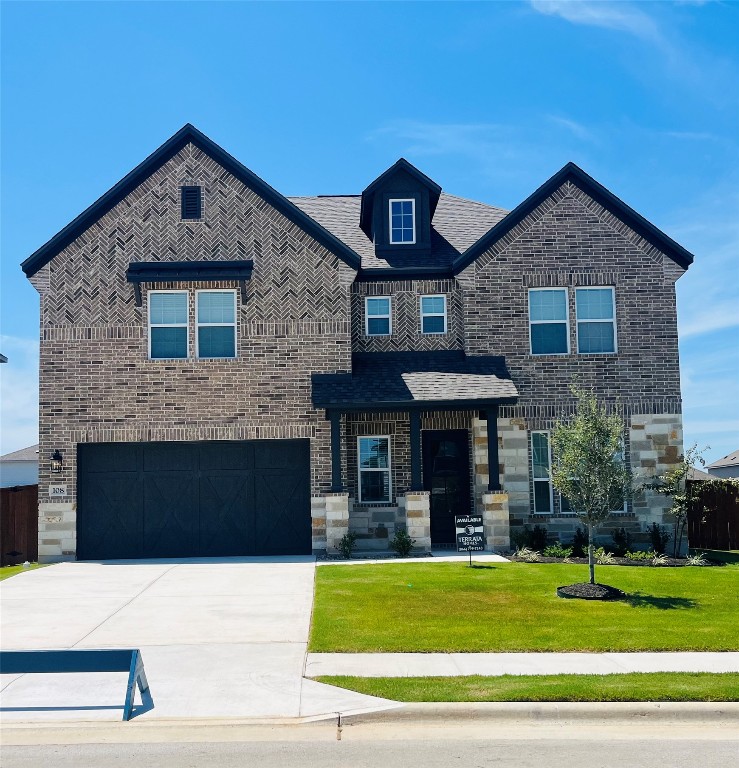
xmin=687 ymin=466 xmax=713 ymax=481
xmin=21 ymin=124 xmax=363 ymax=278
xmin=0 ymin=444 xmax=39 ymax=462
xmin=707 ymin=450 xmax=739 ymax=470
xmin=0 ymin=353 xmax=7 ymax=363
xmin=289 ymin=193 xmax=508 ymax=272
xmin=312 ymin=351 xmax=518 ymax=410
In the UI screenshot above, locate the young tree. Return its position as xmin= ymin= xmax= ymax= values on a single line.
xmin=646 ymin=444 xmax=707 ymax=557
xmin=550 ymin=387 xmax=631 ymax=585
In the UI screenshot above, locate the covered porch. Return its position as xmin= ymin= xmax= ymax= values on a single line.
xmin=312 ymin=352 xmax=519 ymax=554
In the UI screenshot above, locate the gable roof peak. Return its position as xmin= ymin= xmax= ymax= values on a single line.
xmin=21 ymin=124 xmax=362 ymax=278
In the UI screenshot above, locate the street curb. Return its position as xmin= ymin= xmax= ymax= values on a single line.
xmin=341 ymin=701 xmax=739 ymax=724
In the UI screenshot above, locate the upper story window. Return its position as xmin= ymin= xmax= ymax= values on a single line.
xmin=196 ymin=290 xmax=237 ymax=358
xmin=576 ymin=287 xmax=616 ymax=354
xmin=389 ymin=199 xmax=415 ymax=244
xmin=180 ymin=185 xmax=202 ymax=220
xmin=529 ymin=288 xmax=569 ymax=355
xmin=420 ymin=295 xmax=447 ymax=334
xmin=149 ymin=291 xmax=189 ymax=359
xmin=365 ymin=296 xmax=392 ymax=336
xmin=358 ymin=436 xmax=392 ymax=503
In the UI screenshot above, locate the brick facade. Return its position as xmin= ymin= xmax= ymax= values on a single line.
xmin=26 ymin=137 xmax=690 ymax=560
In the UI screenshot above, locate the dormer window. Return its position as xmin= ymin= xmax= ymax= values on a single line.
xmin=389 ymin=199 xmax=415 ymax=244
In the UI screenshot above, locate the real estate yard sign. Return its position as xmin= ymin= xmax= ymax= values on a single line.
xmin=455 ymin=514 xmax=484 ymax=565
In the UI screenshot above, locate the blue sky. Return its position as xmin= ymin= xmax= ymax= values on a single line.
xmin=1 ymin=0 xmax=737 ymax=464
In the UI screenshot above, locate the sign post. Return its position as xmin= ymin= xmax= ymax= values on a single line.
xmin=455 ymin=514 xmax=484 ymax=566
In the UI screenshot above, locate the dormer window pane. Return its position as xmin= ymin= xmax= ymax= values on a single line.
xmin=389 ymin=199 xmax=416 ymax=244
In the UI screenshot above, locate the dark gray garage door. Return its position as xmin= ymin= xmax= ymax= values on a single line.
xmin=77 ymin=440 xmax=311 ymax=559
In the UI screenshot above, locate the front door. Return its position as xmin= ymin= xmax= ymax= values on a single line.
xmin=422 ymin=430 xmax=471 ymax=545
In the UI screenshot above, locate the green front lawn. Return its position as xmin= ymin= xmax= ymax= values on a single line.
xmin=317 ymin=673 xmax=739 ymax=702
xmin=310 ymin=562 xmax=739 ymax=652
xmin=0 ymin=563 xmax=46 ymax=581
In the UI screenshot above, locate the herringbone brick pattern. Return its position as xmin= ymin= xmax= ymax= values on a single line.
xmin=351 ymin=279 xmax=464 ymax=352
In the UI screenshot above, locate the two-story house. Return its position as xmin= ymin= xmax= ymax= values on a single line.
xmin=22 ymin=125 xmax=693 ymax=562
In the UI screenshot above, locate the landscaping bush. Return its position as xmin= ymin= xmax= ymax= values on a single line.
xmin=570 ymin=527 xmax=588 ymax=558
xmin=389 ymin=529 xmax=415 ymax=557
xmin=610 ymin=527 xmax=632 ymax=557
xmin=543 ymin=543 xmax=573 ymax=559
xmin=338 ymin=531 xmax=358 ymax=559
xmin=648 ymin=522 xmax=671 ymax=554
xmin=625 ymin=550 xmax=656 ymax=561
xmin=594 ymin=547 xmax=616 ymax=565
xmin=514 ymin=547 xmax=542 ymax=562
xmin=511 ymin=524 xmax=548 ymax=552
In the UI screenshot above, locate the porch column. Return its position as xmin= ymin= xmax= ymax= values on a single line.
xmin=410 ymin=409 xmax=423 ymax=492
xmin=486 ymin=405 xmax=501 ymax=491
xmin=329 ymin=410 xmax=343 ymax=492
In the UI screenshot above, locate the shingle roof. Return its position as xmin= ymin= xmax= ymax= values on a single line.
xmin=687 ymin=466 xmax=713 ymax=481
xmin=0 ymin=444 xmax=39 ymax=462
xmin=707 ymin=450 xmax=739 ymax=469
xmin=312 ymin=351 xmax=518 ymax=410
xmin=289 ymin=193 xmax=508 ymax=271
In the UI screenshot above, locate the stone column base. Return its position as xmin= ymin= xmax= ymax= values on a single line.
xmin=482 ymin=491 xmax=510 ymax=551
xmin=404 ymin=491 xmax=431 ymax=552
xmin=324 ymin=492 xmax=350 ymax=553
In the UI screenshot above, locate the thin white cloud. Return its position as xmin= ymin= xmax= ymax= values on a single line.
xmin=530 ymin=1 xmax=663 ymax=43
xmin=0 ymin=336 xmax=39 ymax=455
xmin=546 ymin=115 xmax=596 ymax=142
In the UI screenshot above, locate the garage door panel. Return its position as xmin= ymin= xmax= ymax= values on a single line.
xmin=254 ymin=466 xmax=311 ymax=556
xmin=199 ymin=443 xmax=250 ymax=471
xmin=144 ymin=442 xmax=198 ymax=472
xmin=78 ymin=439 xmax=311 ymax=559
xmin=77 ymin=473 xmax=143 ymax=560
xmin=143 ymin=474 xmax=198 ymax=557
xmin=199 ymin=472 xmax=251 ymax=556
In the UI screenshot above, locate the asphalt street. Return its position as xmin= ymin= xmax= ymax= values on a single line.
xmin=2 ymin=722 xmax=737 ymax=768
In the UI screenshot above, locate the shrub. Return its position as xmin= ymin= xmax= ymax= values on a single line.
xmin=651 ymin=553 xmax=669 ymax=566
xmin=389 ymin=529 xmax=415 ymax=557
xmin=685 ymin=553 xmax=708 ymax=566
xmin=610 ymin=527 xmax=632 ymax=557
xmin=515 ymin=547 xmax=542 ymax=563
xmin=338 ymin=531 xmax=358 ymax=559
xmin=648 ymin=522 xmax=671 ymax=554
xmin=511 ymin=525 xmax=549 ymax=552
xmin=594 ymin=547 xmax=616 ymax=565
xmin=543 ymin=543 xmax=573 ymax=559
xmin=625 ymin=549 xmax=656 ymax=561
xmin=570 ymin=527 xmax=588 ymax=558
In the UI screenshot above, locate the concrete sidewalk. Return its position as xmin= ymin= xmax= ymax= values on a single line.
xmin=306 ymin=651 xmax=739 ymax=678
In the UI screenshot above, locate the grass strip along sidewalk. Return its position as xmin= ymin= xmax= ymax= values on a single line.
xmin=311 ymin=562 xmax=739 ymax=652
xmin=316 ymin=673 xmax=739 ymax=702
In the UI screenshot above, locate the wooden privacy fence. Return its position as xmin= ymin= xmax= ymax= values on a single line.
xmin=0 ymin=484 xmax=38 ymax=565
xmin=687 ymin=479 xmax=739 ymax=552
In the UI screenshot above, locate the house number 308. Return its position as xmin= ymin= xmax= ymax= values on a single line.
xmin=49 ymin=485 xmax=67 ymax=497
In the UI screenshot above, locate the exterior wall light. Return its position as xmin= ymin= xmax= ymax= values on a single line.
xmin=50 ymin=449 xmax=64 ymax=473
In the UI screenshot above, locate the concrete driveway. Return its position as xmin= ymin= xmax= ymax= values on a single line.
xmin=0 ymin=558 xmax=394 ymax=721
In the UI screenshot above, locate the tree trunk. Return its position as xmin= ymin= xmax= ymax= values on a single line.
xmin=588 ymin=524 xmax=595 ymax=585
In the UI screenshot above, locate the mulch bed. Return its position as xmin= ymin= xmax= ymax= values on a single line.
xmin=556 ymin=582 xmax=626 ymax=601
xmin=508 ymin=555 xmax=718 ymax=567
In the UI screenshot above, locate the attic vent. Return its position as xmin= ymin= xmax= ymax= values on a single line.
xmin=180 ymin=186 xmax=202 ymax=220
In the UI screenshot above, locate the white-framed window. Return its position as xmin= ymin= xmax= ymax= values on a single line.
xmin=148 ymin=290 xmax=189 ymax=359
xmin=531 ymin=431 xmax=553 ymax=514
xmin=576 ymin=287 xmax=617 ymax=354
xmin=420 ymin=294 xmax=447 ymax=334
xmin=389 ymin=198 xmax=416 ymax=244
xmin=358 ymin=436 xmax=392 ymax=503
xmin=365 ymin=296 xmax=392 ymax=336
xmin=196 ymin=290 xmax=237 ymax=359
xmin=528 ymin=288 xmax=569 ymax=355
